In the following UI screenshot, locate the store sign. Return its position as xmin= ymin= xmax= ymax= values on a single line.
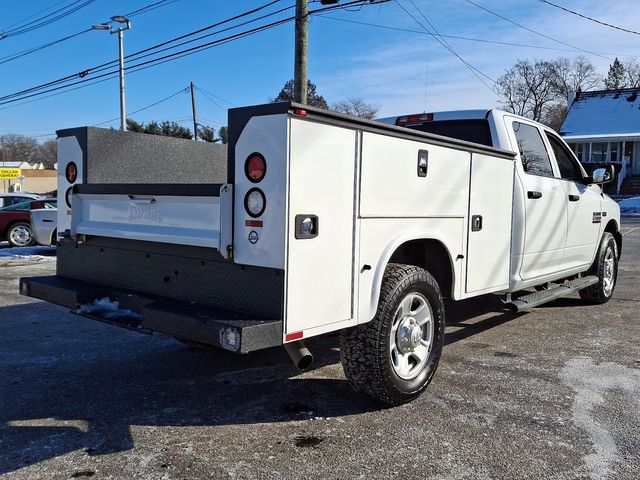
xmin=0 ymin=168 xmax=21 ymax=179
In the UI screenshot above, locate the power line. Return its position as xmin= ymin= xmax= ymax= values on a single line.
xmin=126 ymin=0 xmax=179 ymax=18
xmin=2 ymin=0 xmax=71 ymax=31
xmin=0 ymin=0 xmax=376 ymax=108
xmin=463 ymin=0 xmax=612 ymax=61
xmin=0 ymin=0 xmax=287 ymax=99
xmin=394 ymin=0 xmax=499 ymax=96
xmin=93 ymin=87 xmax=189 ymax=126
xmin=196 ymin=87 xmax=233 ymax=112
xmin=538 ymin=0 xmax=640 ymax=36
xmin=316 ymin=15 xmax=640 ymax=57
xmin=0 ymin=0 xmax=182 ymax=66
xmin=0 ymin=0 xmax=97 ymax=40
xmin=196 ymin=86 xmax=235 ymax=106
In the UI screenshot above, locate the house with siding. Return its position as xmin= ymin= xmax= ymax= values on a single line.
xmin=560 ymin=87 xmax=640 ymax=194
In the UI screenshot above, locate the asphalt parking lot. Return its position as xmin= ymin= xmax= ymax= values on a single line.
xmin=1 ymin=219 xmax=639 ymax=480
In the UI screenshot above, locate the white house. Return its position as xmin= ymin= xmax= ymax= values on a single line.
xmin=560 ymin=87 xmax=640 ymax=192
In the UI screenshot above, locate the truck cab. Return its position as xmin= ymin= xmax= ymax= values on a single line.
xmin=379 ymin=109 xmax=622 ymax=292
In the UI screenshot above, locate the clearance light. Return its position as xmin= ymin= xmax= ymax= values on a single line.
xmin=65 ymin=162 xmax=78 ymax=183
xmin=293 ymin=108 xmax=308 ymax=117
xmin=245 ymin=153 xmax=266 ymax=183
xmin=244 ymin=188 xmax=266 ymax=218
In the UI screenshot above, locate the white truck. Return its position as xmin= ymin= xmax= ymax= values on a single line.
xmin=20 ymin=102 xmax=622 ymax=406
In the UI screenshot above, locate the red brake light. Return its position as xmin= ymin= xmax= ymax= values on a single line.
xmin=293 ymin=108 xmax=308 ymax=117
xmin=245 ymin=153 xmax=266 ymax=183
xmin=65 ymin=162 xmax=78 ymax=183
xmin=395 ymin=113 xmax=434 ymax=125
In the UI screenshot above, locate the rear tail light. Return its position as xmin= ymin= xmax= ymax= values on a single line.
xmin=65 ymin=187 xmax=73 ymax=208
xmin=244 ymin=188 xmax=266 ymax=218
xmin=395 ymin=113 xmax=434 ymax=125
xmin=245 ymin=153 xmax=266 ymax=183
xmin=65 ymin=162 xmax=78 ymax=183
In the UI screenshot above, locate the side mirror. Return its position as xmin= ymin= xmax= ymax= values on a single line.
xmin=592 ymin=165 xmax=615 ymax=184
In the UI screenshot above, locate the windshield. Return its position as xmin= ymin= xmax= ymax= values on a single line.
xmin=1 ymin=201 xmax=33 ymax=211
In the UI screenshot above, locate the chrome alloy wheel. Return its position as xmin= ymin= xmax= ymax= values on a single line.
xmin=9 ymin=225 xmax=33 ymax=247
xmin=390 ymin=292 xmax=434 ymax=380
xmin=603 ymin=247 xmax=615 ymax=296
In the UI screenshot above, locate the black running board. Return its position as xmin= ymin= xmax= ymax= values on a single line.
xmin=506 ymin=276 xmax=599 ymax=312
xmin=20 ymin=275 xmax=283 ymax=353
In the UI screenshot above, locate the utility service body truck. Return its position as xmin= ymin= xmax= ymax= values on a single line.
xmin=21 ymin=102 xmax=622 ymax=406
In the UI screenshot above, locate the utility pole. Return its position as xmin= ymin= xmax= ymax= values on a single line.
xmin=294 ymin=0 xmax=308 ymax=104
xmin=190 ymin=81 xmax=198 ymax=141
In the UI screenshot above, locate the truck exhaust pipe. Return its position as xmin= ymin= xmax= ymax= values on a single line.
xmin=285 ymin=341 xmax=313 ymax=370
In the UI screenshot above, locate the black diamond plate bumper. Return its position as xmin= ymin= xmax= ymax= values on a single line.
xmin=20 ymin=275 xmax=282 ymax=354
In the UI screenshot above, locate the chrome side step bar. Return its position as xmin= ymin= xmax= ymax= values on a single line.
xmin=506 ymin=275 xmax=599 ymax=312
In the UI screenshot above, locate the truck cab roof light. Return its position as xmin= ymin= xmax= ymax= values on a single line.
xmin=293 ymin=108 xmax=308 ymax=117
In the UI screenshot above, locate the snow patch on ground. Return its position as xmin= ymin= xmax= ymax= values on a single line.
xmin=561 ymin=358 xmax=640 ymax=480
xmin=618 ymin=197 xmax=640 ymax=216
xmin=0 ymin=243 xmax=56 ymax=262
xmin=78 ymin=297 xmax=142 ymax=321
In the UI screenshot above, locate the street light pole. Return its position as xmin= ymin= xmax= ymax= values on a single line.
xmin=92 ymin=16 xmax=131 ymax=131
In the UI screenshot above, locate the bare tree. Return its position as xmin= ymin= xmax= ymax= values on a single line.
xmin=31 ymin=140 xmax=57 ymax=169
xmin=496 ymin=59 xmax=558 ymax=122
xmin=543 ymin=103 xmax=569 ymax=132
xmin=0 ymin=134 xmax=38 ymax=163
xmin=624 ymin=57 xmax=640 ymax=88
xmin=332 ymin=97 xmax=380 ymax=119
xmin=551 ymin=56 xmax=600 ymax=99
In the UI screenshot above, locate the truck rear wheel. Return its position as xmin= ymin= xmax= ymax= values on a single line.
xmin=340 ymin=263 xmax=445 ymax=406
xmin=579 ymin=232 xmax=618 ymax=304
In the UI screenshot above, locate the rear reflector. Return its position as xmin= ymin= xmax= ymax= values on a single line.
xmin=396 ymin=113 xmax=434 ymax=125
xmin=245 ymin=220 xmax=263 ymax=227
xmin=285 ymin=331 xmax=304 ymax=342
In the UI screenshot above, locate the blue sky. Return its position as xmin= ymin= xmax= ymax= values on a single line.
xmin=1 ymin=0 xmax=639 ymax=140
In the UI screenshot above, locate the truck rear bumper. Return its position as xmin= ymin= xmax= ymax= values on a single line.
xmin=20 ymin=275 xmax=283 ymax=353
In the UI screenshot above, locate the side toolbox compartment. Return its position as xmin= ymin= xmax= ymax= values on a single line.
xmin=464 ymin=153 xmax=515 ymax=295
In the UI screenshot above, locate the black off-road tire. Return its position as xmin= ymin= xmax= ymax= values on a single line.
xmin=579 ymin=232 xmax=618 ymax=304
xmin=339 ymin=263 xmax=445 ymax=406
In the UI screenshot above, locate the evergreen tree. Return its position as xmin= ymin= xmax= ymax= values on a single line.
xmin=604 ymin=58 xmax=626 ymax=89
xmin=271 ymin=79 xmax=329 ymax=109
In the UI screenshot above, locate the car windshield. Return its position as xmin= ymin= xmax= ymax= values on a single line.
xmin=44 ymin=201 xmax=57 ymax=209
xmin=0 ymin=200 xmax=33 ymax=211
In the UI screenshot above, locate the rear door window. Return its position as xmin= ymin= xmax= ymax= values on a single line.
xmin=512 ymin=121 xmax=554 ymax=177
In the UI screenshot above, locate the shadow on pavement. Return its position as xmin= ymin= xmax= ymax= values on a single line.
xmin=2 ymin=293 xmax=524 ymax=474
xmin=0 ymin=302 xmax=374 ymax=474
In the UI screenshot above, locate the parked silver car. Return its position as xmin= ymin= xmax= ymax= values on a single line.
xmin=30 ymin=208 xmax=57 ymax=246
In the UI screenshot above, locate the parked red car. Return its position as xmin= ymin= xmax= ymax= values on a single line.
xmin=0 ymin=199 xmax=57 ymax=247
